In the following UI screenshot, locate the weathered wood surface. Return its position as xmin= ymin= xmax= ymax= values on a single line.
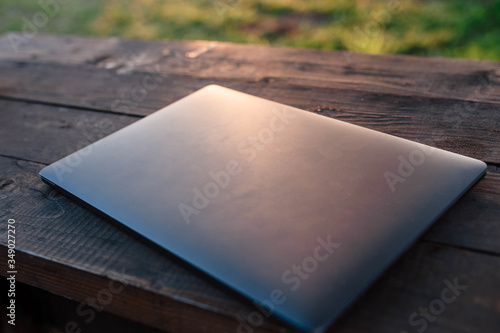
xmin=0 ymin=35 xmax=499 ymax=103
xmin=0 ymin=33 xmax=499 ymax=333
xmin=0 ymin=36 xmax=499 ymax=164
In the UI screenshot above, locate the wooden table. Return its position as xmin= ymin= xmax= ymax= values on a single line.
xmin=0 ymin=34 xmax=499 ymax=333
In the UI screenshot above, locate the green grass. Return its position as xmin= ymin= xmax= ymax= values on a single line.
xmin=1 ymin=0 xmax=499 ymax=60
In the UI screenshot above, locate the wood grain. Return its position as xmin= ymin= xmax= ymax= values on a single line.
xmin=0 ymin=99 xmax=138 ymax=164
xmin=0 ymin=62 xmax=499 ymax=164
xmin=0 ymin=33 xmax=499 ymax=333
xmin=0 ymin=34 xmax=499 ymax=103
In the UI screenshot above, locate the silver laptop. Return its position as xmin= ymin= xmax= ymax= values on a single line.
xmin=40 ymin=85 xmax=486 ymax=332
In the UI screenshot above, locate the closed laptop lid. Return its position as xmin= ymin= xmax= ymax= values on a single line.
xmin=40 ymin=85 xmax=486 ymax=332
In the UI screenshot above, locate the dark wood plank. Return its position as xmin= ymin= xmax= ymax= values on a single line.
xmin=0 ymin=155 xmax=498 ymax=333
xmin=0 ymin=62 xmax=499 ymax=164
xmin=0 ymin=280 xmax=165 ymax=333
xmin=1 ymin=34 xmax=499 ymax=104
xmin=0 ymin=99 xmax=138 ymax=164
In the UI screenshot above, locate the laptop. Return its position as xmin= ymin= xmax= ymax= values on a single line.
xmin=40 ymin=85 xmax=486 ymax=332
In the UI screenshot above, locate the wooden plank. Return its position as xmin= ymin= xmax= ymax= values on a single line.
xmin=3 ymin=242 xmax=500 ymax=333
xmin=0 ymin=99 xmax=138 ymax=164
xmin=0 ymin=34 xmax=499 ymax=104
xmin=0 ymin=100 xmax=499 ymax=254
xmin=0 ymin=65 xmax=499 ymax=165
xmin=0 ymin=279 xmax=165 ymax=333
xmin=0 ymin=155 xmax=498 ymax=333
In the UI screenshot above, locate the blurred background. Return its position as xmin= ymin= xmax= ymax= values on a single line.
xmin=1 ymin=0 xmax=499 ymax=60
